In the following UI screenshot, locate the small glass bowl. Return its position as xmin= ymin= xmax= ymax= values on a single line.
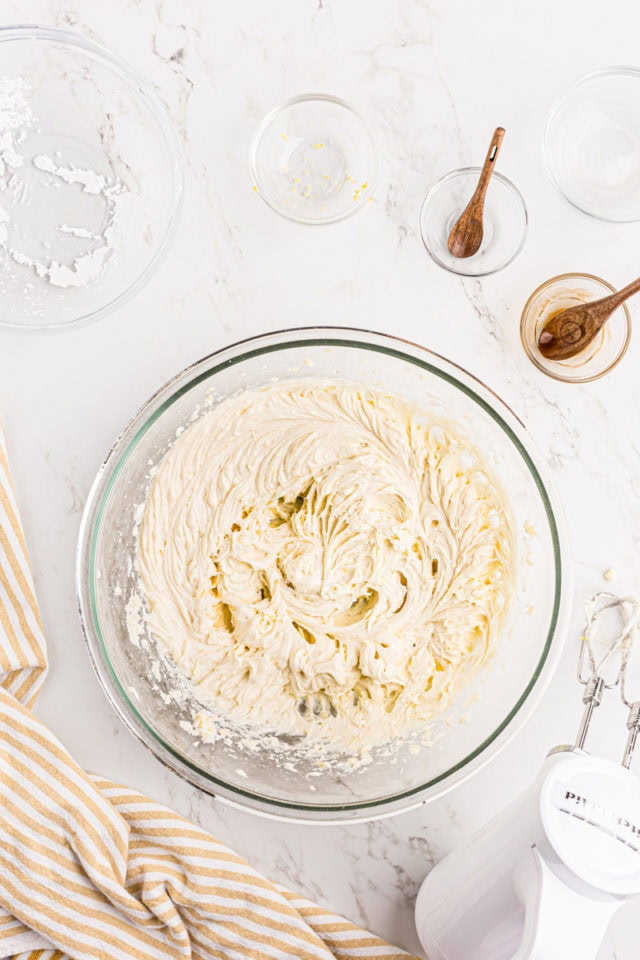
xmin=545 ymin=67 xmax=640 ymax=222
xmin=250 ymin=94 xmax=378 ymax=225
xmin=419 ymin=168 xmax=527 ymax=276
xmin=521 ymin=273 xmax=631 ymax=383
xmin=0 ymin=26 xmax=183 ymax=332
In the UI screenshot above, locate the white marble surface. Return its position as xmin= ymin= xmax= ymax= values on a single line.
xmin=1 ymin=0 xmax=640 ymax=956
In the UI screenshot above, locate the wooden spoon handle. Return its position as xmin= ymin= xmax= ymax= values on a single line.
xmin=473 ymin=127 xmax=505 ymax=198
xmin=603 ymin=275 xmax=640 ymax=310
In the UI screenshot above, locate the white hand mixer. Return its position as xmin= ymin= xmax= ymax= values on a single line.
xmin=415 ymin=593 xmax=640 ymax=960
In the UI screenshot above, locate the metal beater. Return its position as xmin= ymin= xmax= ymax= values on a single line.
xmin=575 ymin=591 xmax=640 ymax=765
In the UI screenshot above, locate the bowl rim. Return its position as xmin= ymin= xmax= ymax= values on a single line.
xmin=0 ymin=24 xmax=184 ymax=333
xmin=543 ymin=65 xmax=640 ymax=224
xmin=419 ymin=167 xmax=528 ymax=277
xmin=249 ymin=92 xmax=379 ymax=225
xmin=76 ymin=325 xmax=572 ymax=822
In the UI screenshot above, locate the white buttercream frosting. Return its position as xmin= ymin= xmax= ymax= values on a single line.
xmin=136 ymin=379 xmax=512 ymax=754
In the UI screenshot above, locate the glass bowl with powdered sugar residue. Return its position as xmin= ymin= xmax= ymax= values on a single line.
xmin=0 ymin=26 xmax=182 ymax=332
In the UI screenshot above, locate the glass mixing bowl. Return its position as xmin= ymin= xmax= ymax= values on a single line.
xmin=77 ymin=328 xmax=570 ymax=822
xmin=0 ymin=26 xmax=183 ymax=331
xmin=544 ymin=67 xmax=640 ymax=222
xmin=250 ymin=95 xmax=378 ymax=224
xmin=521 ymin=273 xmax=631 ymax=383
xmin=420 ymin=168 xmax=528 ymax=276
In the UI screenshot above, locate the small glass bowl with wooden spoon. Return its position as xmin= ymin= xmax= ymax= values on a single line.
xmin=420 ymin=128 xmax=528 ymax=276
xmin=521 ymin=273 xmax=632 ymax=383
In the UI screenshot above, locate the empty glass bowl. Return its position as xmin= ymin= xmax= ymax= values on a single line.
xmin=420 ymin=168 xmax=527 ymax=276
xmin=545 ymin=67 xmax=640 ymax=222
xmin=0 ymin=26 xmax=183 ymax=332
xmin=250 ymin=94 xmax=378 ymax=224
xmin=521 ymin=273 xmax=631 ymax=382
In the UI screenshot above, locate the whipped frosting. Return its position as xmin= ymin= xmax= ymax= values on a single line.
xmin=136 ymin=380 xmax=512 ymax=755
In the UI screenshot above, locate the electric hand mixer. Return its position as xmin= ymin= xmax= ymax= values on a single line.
xmin=415 ymin=593 xmax=640 ymax=960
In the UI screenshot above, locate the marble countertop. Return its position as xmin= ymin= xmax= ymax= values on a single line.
xmin=2 ymin=0 xmax=640 ymax=956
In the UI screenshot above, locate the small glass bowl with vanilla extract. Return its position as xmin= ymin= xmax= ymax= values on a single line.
xmin=520 ymin=272 xmax=631 ymax=383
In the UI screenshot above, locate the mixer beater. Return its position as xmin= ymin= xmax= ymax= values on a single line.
xmin=575 ymin=592 xmax=640 ymax=764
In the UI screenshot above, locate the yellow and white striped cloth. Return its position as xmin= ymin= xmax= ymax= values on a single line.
xmin=0 ymin=424 xmax=417 ymax=960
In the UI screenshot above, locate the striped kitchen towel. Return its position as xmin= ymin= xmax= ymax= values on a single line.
xmin=0 ymin=424 xmax=417 ymax=960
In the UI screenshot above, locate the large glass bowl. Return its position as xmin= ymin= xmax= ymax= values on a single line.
xmin=77 ymin=328 xmax=570 ymax=822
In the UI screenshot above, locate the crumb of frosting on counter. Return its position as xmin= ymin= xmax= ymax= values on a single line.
xmin=603 ymin=568 xmax=617 ymax=582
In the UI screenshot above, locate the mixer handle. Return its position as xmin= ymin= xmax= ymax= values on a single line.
xmin=511 ymin=845 xmax=620 ymax=960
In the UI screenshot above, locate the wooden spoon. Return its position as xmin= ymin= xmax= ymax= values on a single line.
xmin=447 ymin=127 xmax=505 ymax=259
xmin=538 ymin=275 xmax=640 ymax=361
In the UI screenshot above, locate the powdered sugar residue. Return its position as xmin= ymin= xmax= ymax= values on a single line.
xmin=0 ymin=76 xmax=31 ymax=177
xmin=33 ymin=154 xmax=107 ymax=194
xmin=0 ymin=75 xmax=129 ymax=289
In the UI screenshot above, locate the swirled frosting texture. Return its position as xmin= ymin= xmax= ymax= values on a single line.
xmin=137 ymin=380 xmax=512 ymax=754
